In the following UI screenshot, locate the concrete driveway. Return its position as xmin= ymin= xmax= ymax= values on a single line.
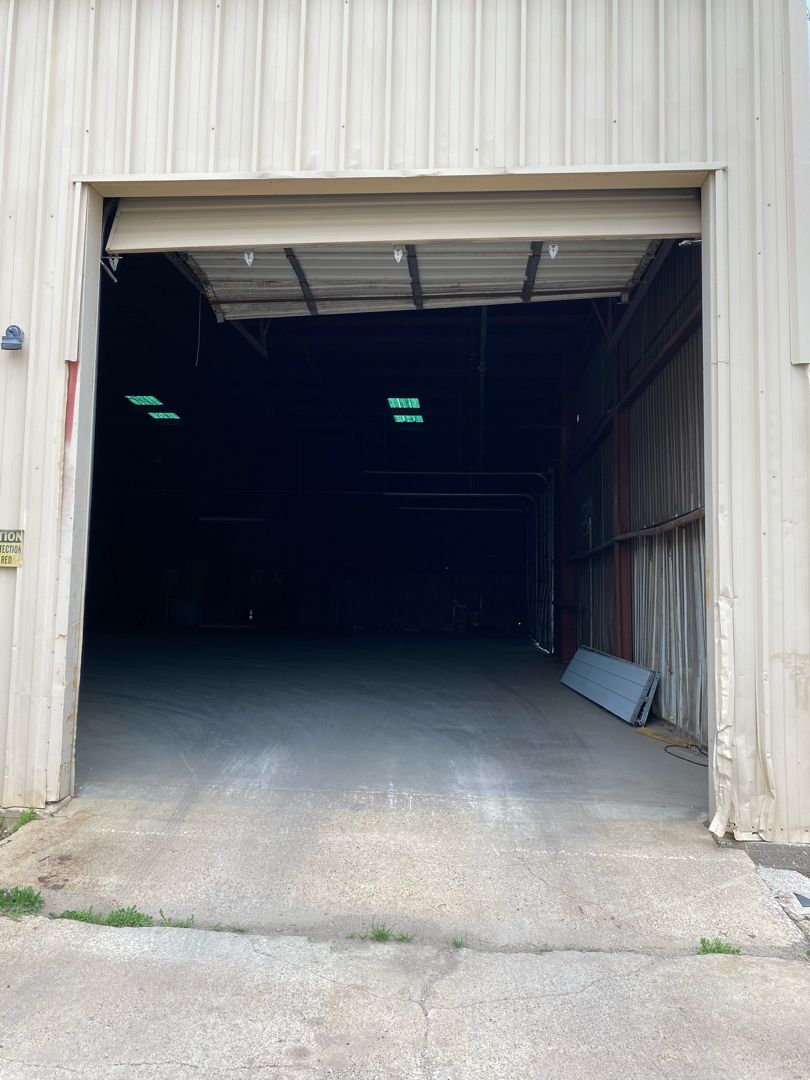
xmin=0 ymin=633 xmax=808 ymax=1077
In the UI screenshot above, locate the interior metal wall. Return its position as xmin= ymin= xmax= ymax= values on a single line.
xmin=629 ymin=330 xmax=703 ymax=531
xmin=632 ymin=519 xmax=706 ymax=740
xmin=628 ymin=321 xmax=705 ymax=737
xmin=571 ymin=244 xmax=706 ymax=738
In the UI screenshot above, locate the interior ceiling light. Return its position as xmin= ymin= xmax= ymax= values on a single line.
xmin=125 ymin=395 xmax=163 ymax=406
xmin=387 ymin=397 xmax=421 ymax=409
xmin=393 ymin=413 xmax=423 ymax=424
xmin=148 ymin=411 xmax=181 ymax=420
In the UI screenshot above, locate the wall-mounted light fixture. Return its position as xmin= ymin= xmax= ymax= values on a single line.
xmin=1 ymin=325 xmax=24 ymax=350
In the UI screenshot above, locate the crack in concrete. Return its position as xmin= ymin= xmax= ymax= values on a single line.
xmin=429 ymin=955 xmax=662 ymax=1014
xmin=0 ymin=1060 xmax=316 ymax=1077
xmin=408 ymin=948 xmax=459 ymax=1079
xmin=249 ymin=938 xmax=409 ymax=1008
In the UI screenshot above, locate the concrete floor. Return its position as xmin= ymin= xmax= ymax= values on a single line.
xmin=2 ymin=918 xmax=808 ymax=1080
xmin=2 ymin=630 xmax=800 ymax=952
xmin=76 ymin=630 xmax=706 ymax=813
xmin=2 ymin=631 xmax=807 ymax=1077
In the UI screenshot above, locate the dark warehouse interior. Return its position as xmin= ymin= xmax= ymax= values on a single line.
xmin=83 ymin=253 xmax=596 ymax=642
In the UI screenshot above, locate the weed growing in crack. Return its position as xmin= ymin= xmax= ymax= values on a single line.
xmin=159 ymin=909 xmax=195 ymax=928
xmin=55 ymin=906 xmax=153 ymax=927
xmin=370 ymin=923 xmax=394 ymax=942
xmin=697 ymin=937 xmax=741 ymax=955
xmin=350 ymin=923 xmax=414 ymax=943
xmin=451 ymin=937 xmax=466 ymax=949
xmin=10 ymin=809 xmax=37 ymax=834
xmin=0 ymin=886 xmax=42 ymax=916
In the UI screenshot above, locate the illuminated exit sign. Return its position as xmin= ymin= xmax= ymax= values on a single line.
xmin=0 ymin=529 xmax=23 ymax=567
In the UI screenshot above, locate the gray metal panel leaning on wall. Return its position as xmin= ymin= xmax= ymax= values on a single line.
xmin=0 ymin=1 xmax=808 ymax=842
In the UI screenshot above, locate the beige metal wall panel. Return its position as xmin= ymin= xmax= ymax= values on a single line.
xmin=0 ymin=1 xmax=807 ymax=841
xmin=700 ymin=2 xmax=810 ymax=844
xmin=0 ymin=0 xmax=96 ymax=806
xmin=74 ymin=0 xmax=721 ymax=176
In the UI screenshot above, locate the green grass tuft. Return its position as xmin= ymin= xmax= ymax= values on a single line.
xmin=697 ymin=937 xmax=741 ymax=955
xmin=53 ymin=907 xmax=100 ymax=924
xmin=352 ymin=923 xmax=413 ymax=943
xmin=102 ymin=906 xmax=153 ymax=927
xmin=159 ymin=909 xmax=195 ymax=928
xmin=56 ymin=906 xmax=153 ymax=928
xmin=10 ymin=809 xmax=37 ymax=834
xmin=0 ymin=885 xmax=43 ymax=916
xmin=369 ymin=923 xmax=394 ymax=942
xmin=451 ymin=937 xmax=466 ymax=949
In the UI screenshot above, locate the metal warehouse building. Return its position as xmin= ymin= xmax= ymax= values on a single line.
xmin=0 ymin=0 xmax=808 ymax=843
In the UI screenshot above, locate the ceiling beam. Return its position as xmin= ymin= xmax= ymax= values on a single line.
xmin=218 ymin=285 xmax=621 ymax=310
xmin=284 ymin=248 xmax=318 ymax=315
xmin=230 ymin=320 xmax=269 ymax=358
xmin=521 ymin=241 xmax=544 ymax=302
xmin=161 ymin=252 xmax=268 ymax=357
xmin=405 ymin=244 xmax=424 ymax=310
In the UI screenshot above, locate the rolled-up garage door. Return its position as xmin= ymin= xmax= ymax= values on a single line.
xmin=107 ymin=189 xmax=700 ymax=252
xmin=106 ymin=189 xmax=700 ymax=320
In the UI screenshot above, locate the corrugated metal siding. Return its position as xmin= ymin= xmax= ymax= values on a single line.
xmin=624 ymin=247 xmax=705 ymax=737
xmin=0 ymin=1 xmax=807 ymax=841
xmin=572 ymin=242 xmax=706 ymax=738
xmin=83 ymin=0 xmax=715 ymax=175
xmin=572 ymin=351 xmax=615 ymax=454
xmin=575 ymin=432 xmax=614 ymax=553
xmin=632 ymin=519 xmax=706 ymax=740
xmin=576 ymin=550 xmax=615 ymax=656
xmin=186 ymin=237 xmax=655 ymax=320
xmin=626 ymin=245 xmax=702 ymax=382
xmin=629 ymin=330 xmax=703 ymax=529
xmin=573 ymin=431 xmax=615 ymax=658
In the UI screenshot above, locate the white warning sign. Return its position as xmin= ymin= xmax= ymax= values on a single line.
xmin=0 ymin=529 xmax=23 ymax=567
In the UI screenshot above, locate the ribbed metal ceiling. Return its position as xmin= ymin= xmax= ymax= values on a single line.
xmin=183 ymin=238 xmax=657 ymax=321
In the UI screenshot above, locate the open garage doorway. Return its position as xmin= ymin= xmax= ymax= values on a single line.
xmin=76 ymin=213 xmax=707 ymax=822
